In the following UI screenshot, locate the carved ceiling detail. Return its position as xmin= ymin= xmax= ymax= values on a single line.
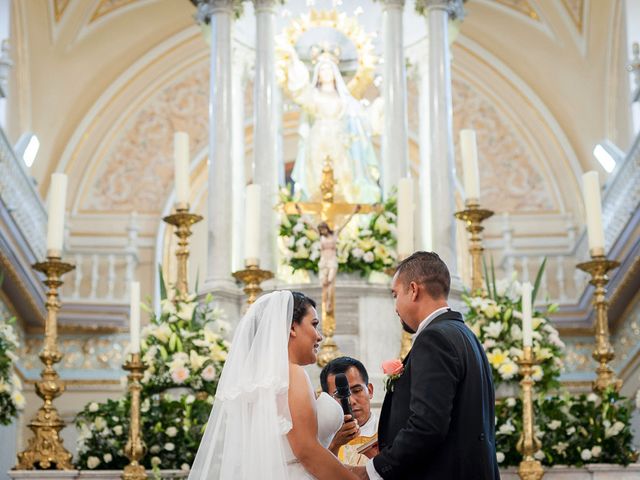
xmin=494 ymin=0 xmax=540 ymax=21
xmin=83 ymin=64 xmax=209 ymax=213
xmin=451 ymin=76 xmax=555 ymax=213
xmin=561 ymin=0 xmax=585 ymax=33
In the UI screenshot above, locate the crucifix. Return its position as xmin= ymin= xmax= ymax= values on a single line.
xmin=284 ymin=157 xmax=381 ymax=366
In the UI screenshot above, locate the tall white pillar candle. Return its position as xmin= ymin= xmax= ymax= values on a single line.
xmin=130 ymin=281 xmax=140 ymax=354
xmin=244 ymin=184 xmax=262 ymax=266
xmin=581 ymin=171 xmax=605 ymax=253
xmin=174 ymin=132 xmax=190 ymax=206
xmin=397 ymin=177 xmax=414 ymax=258
xmin=521 ymin=281 xmax=533 ymax=347
xmin=46 ymin=173 xmax=68 ymax=254
xmin=460 ymin=129 xmax=480 ymax=201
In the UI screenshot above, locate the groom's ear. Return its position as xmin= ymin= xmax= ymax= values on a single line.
xmin=409 ymin=281 xmax=419 ymax=301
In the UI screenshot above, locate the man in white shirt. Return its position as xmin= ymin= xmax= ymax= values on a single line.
xmin=320 ymin=357 xmax=379 ymax=465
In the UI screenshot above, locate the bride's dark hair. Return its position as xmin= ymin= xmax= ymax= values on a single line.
xmin=291 ymin=291 xmax=317 ymax=325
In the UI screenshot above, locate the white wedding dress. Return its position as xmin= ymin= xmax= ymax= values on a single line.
xmin=283 ymin=390 xmax=344 ymax=479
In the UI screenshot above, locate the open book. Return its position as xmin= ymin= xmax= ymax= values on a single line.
xmin=356 ymin=436 xmax=379 ymax=458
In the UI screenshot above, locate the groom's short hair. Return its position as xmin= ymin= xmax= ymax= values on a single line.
xmin=320 ymin=356 xmax=369 ymax=393
xmin=396 ymin=251 xmax=450 ymax=299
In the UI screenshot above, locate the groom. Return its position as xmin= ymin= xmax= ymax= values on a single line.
xmin=353 ymin=251 xmax=500 ymax=479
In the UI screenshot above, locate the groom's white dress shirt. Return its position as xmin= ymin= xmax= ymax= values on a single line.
xmin=365 ymin=305 xmax=450 ymax=480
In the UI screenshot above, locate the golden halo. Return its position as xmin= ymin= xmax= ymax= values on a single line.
xmin=275 ymin=9 xmax=377 ymax=100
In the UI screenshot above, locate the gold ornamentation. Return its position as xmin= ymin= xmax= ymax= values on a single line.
xmin=122 ymin=353 xmax=147 ymax=480
xmin=516 ymin=346 xmax=544 ymax=480
xmin=454 ymin=200 xmax=494 ymax=294
xmin=283 ymin=158 xmax=381 ymax=367
xmin=232 ymin=263 xmax=274 ymax=309
xmin=576 ymin=253 xmax=622 ymax=393
xmin=16 ymin=256 xmax=75 ymax=470
xmin=560 ymin=0 xmax=585 ymax=32
xmin=276 ymin=9 xmax=377 ymax=99
xmin=163 ymin=205 xmax=203 ymax=301
xmin=494 ymin=0 xmax=539 ymax=21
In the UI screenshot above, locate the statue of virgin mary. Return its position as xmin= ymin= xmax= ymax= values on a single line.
xmin=285 ymin=46 xmax=382 ymax=204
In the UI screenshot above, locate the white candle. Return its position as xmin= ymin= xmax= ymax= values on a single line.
xmin=521 ymin=281 xmax=533 ymax=348
xmin=460 ymin=129 xmax=481 ymax=201
xmin=581 ymin=171 xmax=605 ymax=253
xmin=174 ymin=132 xmax=190 ymax=206
xmin=244 ymin=184 xmax=262 ymax=266
xmin=130 ymin=281 xmax=140 ymax=354
xmin=46 ymin=173 xmax=68 ymax=254
xmin=397 ymin=177 xmax=414 ymax=258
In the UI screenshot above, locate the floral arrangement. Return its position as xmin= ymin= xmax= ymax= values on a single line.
xmin=277 ymin=187 xmax=397 ymax=277
xmin=381 ymin=358 xmax=404 ymax=393
xmin=139 ymin=281 xmax=231 ymax=397
xmin=75 ymin=393 xmax=213 ymax=472
xmin=0 ymin=300 xmax=25 ymax=425
xmin=495 ymin=389 xmax=637 ymax=466
xmin=76 ymin=277 xmax=231 ymax=472
xmin=465 ymin=262 xmax=637 ymax=467
xmin=463 ymin=262 xmax=564 ymax=393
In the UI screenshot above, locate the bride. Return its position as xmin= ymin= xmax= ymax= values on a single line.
xmin=188 ymin=291 xmax=358 ymax=479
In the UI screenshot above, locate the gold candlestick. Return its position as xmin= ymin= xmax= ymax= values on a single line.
xmin=576 ymin=249 xmax=622 ymax=393
xmin=516 ymin=346 xmax=544 ymax=480
xmin=454 ymin=200 xmax=494 ymax=294
xmin=122 ymin=353 xmax=147 ymax=480
xmin=317 ymin=289 xmax=340 ymax=367
xmin=232 ymin=262 xmax=274 ymax=308
xmin=163 ymin=204 xmax=203 ymax=301
xmin=16 ymin=255 xmax=74 ymax=470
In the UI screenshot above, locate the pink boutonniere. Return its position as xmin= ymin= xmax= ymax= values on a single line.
xmin=382 ymin=358 xmax=404 ymax=392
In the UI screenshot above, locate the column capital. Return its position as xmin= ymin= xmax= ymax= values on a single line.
xmin=381 ymin=0 xmax=406 ymax=10
xmin=416 ymin=0 xmax=465 ymax=20
xmin=192 ymin=0 xmax=237 ymax=24
xmin=252 ymin=0 xmax=279 ymax=14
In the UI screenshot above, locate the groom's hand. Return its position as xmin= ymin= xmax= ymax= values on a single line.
xmin=349 ymin=465 xmax=369 ymax=479
xmin=328 ymin=415 xmax=360 ymax=454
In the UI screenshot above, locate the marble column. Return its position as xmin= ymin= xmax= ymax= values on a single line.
xmin=421 ymin=0 xmax=464 ymax=273
xmin=231 ymin=46 xmax=250 ymax=273
xmin=416 ymin=55 xmax=433 ymax=251
xmin=200 ymin=0 xmax=234 ymax=289
xmin=382 ymin=0 xmax=410 ymax=198
xmin=253 ymin=0 xmax=280 ymax=273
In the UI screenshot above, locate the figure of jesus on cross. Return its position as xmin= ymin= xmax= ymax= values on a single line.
xmin=284 ymin=157 xmax=381 ymax=366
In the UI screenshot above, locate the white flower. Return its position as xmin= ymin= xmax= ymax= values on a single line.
xmin=498 ymin=422 xmax=516 ymax=435
xmin=181 ymin=463 xmax=191 ymax=471
xmin=534 ymin=450 xmax=545 ymax=461
xmin=482 ymin=339 xmax=496 ymax=350
xmin=186 ymin=394 xmax=196 ymax=404
xmin=506 ymin=397 xmax=516 ymax=407
xmin=151 ymin=456 xmax=161 ymax=467
xmin=510 ymin=324 xmax=522 ymax=341
xmin=351 ymin=248 xmax=364 ymax=259
xmin=482 ymin=303 xmax=501 ymax=319
xmin=165 ymin=442 xmax=175 ymax=451
xmin=171 ymin=366 xmax=190 ymax=384
xmin=103 ymin=453 xmax=112 ymax=463
xmin=581 ymin=449 xmax=592 ymax=461
xmin=166 ymin=426 xmax=178 ymax=438
xmin=498 ymin=361 xmax=518 ymax=380
xmin=591 ymin=446 xmax=602 ymax=457
xmin=483 ymin=321 xmax=503 ymax=339
xmin=566 ymin=426 xmax=576 ymax=435
xmin=496 ymin=452 xmax=505 ymax=463
xmin=531 ymin=365 xmax=543 ymax=382
xmin=161 ymin=298 xmax=177 ymax=316
xmin=87 ymin=456 xmax=101 ymax=469
xmin=552 ymin=442 xmax=569 ymax=454
xmin=177 ymin=302 xmax=197 ymax=322
xmin=548 ymin=420 xmax=561 ymax=431
xmin=151 ymin=324 xmax=172 ymax=343
xmin=605 ymin=421 xmax=625 ymax=438
xmin=113 ymin=425 xmax=123 ymax=436
xmin=495 ymin=278 xmax=511 ymax=297
xmin=141 ymin=399 xmax=150 ymax=413
xmin=292 ymin=222 xmax=304 ymax=233
xmin=201 ymin=365 xmax=217 ymax=382
xmin=11 ymin=391 xmax=25 ymax=409
xmin=362 ymin=251 xmax=374 ymax=263
xmin=150 ymin=445 xmax=161 ymax=454
xmin=88 ymin=402 xmax=99 ymax=413
xmin=189 ymin=350 xmax=207 ymax=370
xmin=94 ymin=416 xmax=107 ymax=431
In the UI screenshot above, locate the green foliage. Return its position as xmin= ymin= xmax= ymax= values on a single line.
xmin=0 ymin=271 xmax=24 ymax=425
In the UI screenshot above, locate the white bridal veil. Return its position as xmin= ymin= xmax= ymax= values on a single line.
xmin=188 ymin=291 xmax=294 ymax=479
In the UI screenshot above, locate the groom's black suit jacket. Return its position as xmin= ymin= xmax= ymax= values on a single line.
xmin=373 ymin=309 xmax=500 ymax=480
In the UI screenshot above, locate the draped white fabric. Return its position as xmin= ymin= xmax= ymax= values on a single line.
xmin=188 ymin=291 xmax=294 ymax=479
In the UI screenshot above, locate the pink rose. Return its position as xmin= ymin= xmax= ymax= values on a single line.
xmin=382 ymin=359 xmax=404 ymax=376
